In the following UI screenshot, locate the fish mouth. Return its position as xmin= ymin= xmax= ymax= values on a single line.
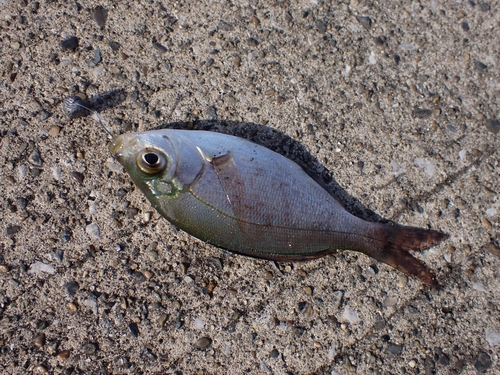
xmin=109 ymin=135 xmax=125 ymax=161
xmin=109 ymin=134 xmax=142 ymax=164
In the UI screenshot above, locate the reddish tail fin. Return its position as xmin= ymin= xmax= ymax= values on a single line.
xmin=361 ymin=225 xmax=448 ymax=287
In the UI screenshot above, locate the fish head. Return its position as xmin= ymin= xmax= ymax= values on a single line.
xmin=109 ymin=130 xmax=208 ymax=206
xmin=109 ymin=131 xmax=182 ymax=200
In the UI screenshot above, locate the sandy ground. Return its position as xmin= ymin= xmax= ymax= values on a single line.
xmin=1 ymin=1 xmax=499 ymax=374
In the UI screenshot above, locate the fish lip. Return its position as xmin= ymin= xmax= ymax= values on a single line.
xmin=109 ymin=135 xmax=125 ymax=161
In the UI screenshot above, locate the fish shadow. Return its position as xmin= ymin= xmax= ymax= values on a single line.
xmin=153 ymin=119 xmax=386 ymax=224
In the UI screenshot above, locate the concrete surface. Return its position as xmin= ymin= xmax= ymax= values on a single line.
xmin=0 ymin=1 xmax=499 ymax=374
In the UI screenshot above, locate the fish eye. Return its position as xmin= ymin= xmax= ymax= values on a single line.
xmin=136 ymin=149 xmax=167 ymax=174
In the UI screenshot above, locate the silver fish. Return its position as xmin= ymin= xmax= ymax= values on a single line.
xmin=109 ymin=129 xmax=447 ymax=287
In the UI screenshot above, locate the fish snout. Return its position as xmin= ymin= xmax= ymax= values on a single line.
xmin=109 ymin=135 xmax=125 ymax=159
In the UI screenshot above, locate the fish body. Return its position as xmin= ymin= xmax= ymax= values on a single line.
xmin=110 ymin=129 xmax=447 ymax=286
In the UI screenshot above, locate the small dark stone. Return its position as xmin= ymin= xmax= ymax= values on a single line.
xmin=55 ymin=249 xmax=64 ymax=263
xmin=153 ymin=42 xmax=168 ymax=53
xmin=387 ymin=344 xmax=403 ymax=355
xmin=195 ymin=337 xmax=212 ymax=349
xmin=144 ymin=347 xmax=157 ymax=360
xmin=92 ymin=6 xmax=108 ymax=28
xmin=269 ymin=349 xmax=279 ymax=358
xmin=217 ymin=21 xmax=234 ymax=31
xmin=479 ymin=3 xmax=491 ymax=11
xmin=461 ymin=21 xmax=470 ymax=31
xmin=61 ymin=229 xmax=72 ymax=243
xmin=31 ymin=168 xmax=42 ymax=178
xmin=71 ymin=171 xmax=84 ymax=184
xmin=425 ymin=355 xmax=435 ymax=375
xmin=6 ymin=225 xmax=21 ymax=235
xmin=60 ymin=36 xmax=79 ymax=51
xmin=315 ymin=20 xmax=327 ymax=33
xmin=474 ymin=60 xmax=488 ymax=71
xmin=206 ymin=106 xmax=217 ymax=120
xmin=438 ymin=353 xmax=450 ymax=366
xmin=133 ymin=271 xmax=146 ymax=284
xmin=37 ymin=110 xmax=50 ymax=121
xmin=356 ymin=15 xmax=372 ymax=30
xmin=126 ymin=207 xmax=139 ymax=218
xmin=36 ymin=320 xmax=50 ymax=330
xmin=64 ymin=281 xmax=79 ymax=296
xmin=375 ymin=36 xmax=386 ymax=45
xmin=247 ymin=37 xmax=259 ymax=47
xmin=17 ymin=198 xmax=28 ymax=209
xmin=474 ymin=351 xmax=492 ymax=372
xmin=412 ymin=108 xmax=433 ymax=119
xmin=29 ymin=149 xmax=43 ymax=166
xmin=89 ymin=47 xmax=101 ymax=67
xmin=108 ymin=40 xmax=120 ymax=51
xmin=128 ymin=323 xmax=139 ymax=337
xmin=82 ymin=342 xmax=97 ymax=355
xmin=485 ymin=119 xmax=500 ymax=134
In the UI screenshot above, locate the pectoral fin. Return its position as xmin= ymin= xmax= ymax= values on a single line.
xmin=211 ymin=152 xmax=250 ymax=232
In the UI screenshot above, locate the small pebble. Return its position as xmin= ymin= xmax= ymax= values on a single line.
xmin=158 ymin=313 xmax=168 ymax=327
xmin=82 ymin=342 xmax=97 ymax=355
xmin=34 ymin=333 xmax=46 ymax=348
xmin=485 ymin=119 xmax=500 ymax=134
xmin=387 ymin=344 xmax=404 ymax=355
xmin=269 ymin=348 xmax=279 ymax=358
xmin=57 ymin=350 xmax=70 ymax=360
xmin=128 ymin=322 xmax=139 ymax=337
xmin=29 ymin=149 xmax=43 ymax=166
xmin=52 ymin=166 xmax=62 ymax=181
xmin=143 ymin=270 xmax=154 ymax=280
xmin=297 ymin=269 xmax=307 ymax=277
xmin=342 ymin=309 xmax=360 ymax=324
xmin=92 ymin=6 xmax=108 ymax=28
xmin=194 ymin=318 xmax=205 ymax=329
xmin=412 ymin=108 xmax=432 ymax=119
xmin=5 ymin=225 xmax=21 ymax=236
xmin=474 ymin=351 xmax=492 ymax=372
xmin=67 ymin=302 xmax=78 ymax=314
xmin=86 ymin=223 xmax=100 ymax=239
xmin=48 ymin=125 xmax=61 ymax=136
xmin=474 ymin=60 xmax=488 ymax=71
xmin=71 ymin=171 xmax=84 ymax=184
xmin=60 ymin=36 xmax=79 ymax=51
xmin=233 ymin=55 xmax=241 ymax=68
xmin=0 ymin=264 xmax=11 ymax=273
xmin=383 ymin=296 xmax=398 ymax=307
xmin=485 ymin=330 xmax=500 ymax=346
xmin=64 ymin=281 xmax=79 ymax=296
xmin=28 ymin=262 xmax=56 ymax=275
xmin=89 ymin=46 xmax=102 ymax=67
xmin=195 ymin=337 xmax=212 ymax=349
xmin=263 ymin=271 xmax=273 ymax=280
xmin=397 ymin=274 xmax=408 ymax=288
xmin=356 ymin=15 xmax=372 ymax=30
xmin=304 ymin=286 xmax=313 ymax=295
xmin=408 ymin=360 xmax=416 ymax=368
xmin=36 ymin=365 xmax=48 ymax=374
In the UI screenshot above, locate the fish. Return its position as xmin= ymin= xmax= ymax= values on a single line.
xmin=109 ymin=129 xmax=448 ymax=287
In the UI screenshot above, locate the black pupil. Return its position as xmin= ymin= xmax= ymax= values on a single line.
xmin=144 ymin=153 xmax=159 ymax=165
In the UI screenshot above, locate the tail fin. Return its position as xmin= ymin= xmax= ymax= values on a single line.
xmin=361 ymin=224 xmax=448 ymax=287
